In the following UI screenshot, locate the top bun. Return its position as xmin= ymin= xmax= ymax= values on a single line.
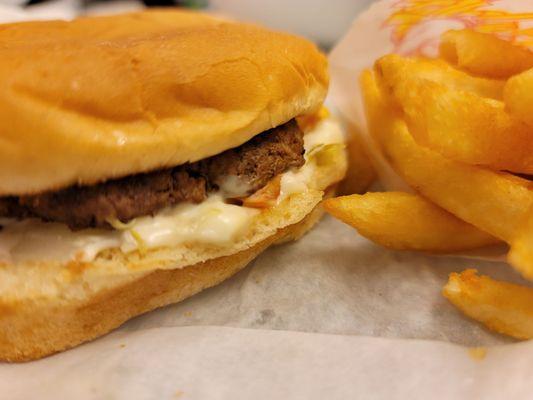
xmin=0 ymin=10 xmax=328 ymax=195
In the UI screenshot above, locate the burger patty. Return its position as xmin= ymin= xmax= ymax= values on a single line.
xmin=0 ymin=120 xmax=304 ymax=230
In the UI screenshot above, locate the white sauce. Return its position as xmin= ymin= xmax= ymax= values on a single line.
xmin=302 ymin=117 xmax=345 ymax=152
xmin=0 ymin=220 xmax=121 ymax=263
xmin=280 ymin=117 xmax=345 ymax=200
xmin=0 ymin=196 xmax=258 ymax=263
xmin=217 ymin=175 xmax=253 ymax=198
xmin=0 ymin=116 xmax=344 ymax=263
xmin=119 ymin=195 xmax=258 ymax=253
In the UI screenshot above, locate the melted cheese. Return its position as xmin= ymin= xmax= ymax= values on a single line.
xmin=0 ymin=116 xmax=344 ymax=263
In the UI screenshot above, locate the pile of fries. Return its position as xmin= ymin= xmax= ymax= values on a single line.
xmin=325 ymin=30 xmax=533 ymax=339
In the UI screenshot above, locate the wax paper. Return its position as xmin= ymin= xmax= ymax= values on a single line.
xmin=1 ymin=1 xmax=533 ymax=399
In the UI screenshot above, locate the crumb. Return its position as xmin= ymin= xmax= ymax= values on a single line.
xmin=65 ymin=257 xmax=91 ymax=280
xmin=183 ymin=311 xmax=192 ymax=317
xmin=119 ymin=344 xmax=126 ymax=348
xmin=468 ymin=347 xmax=487 ymax=360
xmin=254 ymin=278 xmax=261 ymax=284
xmin=174 ymin=390 xmax=183 ymax=398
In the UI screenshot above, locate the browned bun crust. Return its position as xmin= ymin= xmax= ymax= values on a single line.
xmin=0 ymin=202 xmax=327 ymax=362
xmin=0 ymin=10 xmax=328 ymax=195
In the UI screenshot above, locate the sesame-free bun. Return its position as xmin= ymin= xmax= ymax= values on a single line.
xmin=0 ymin=10 xmax=328 ymax=195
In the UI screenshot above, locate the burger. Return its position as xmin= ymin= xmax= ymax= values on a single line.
xmin=0 ymin=10 xmax=347 ymax=361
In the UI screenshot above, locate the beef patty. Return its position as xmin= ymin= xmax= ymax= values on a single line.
xmin=0 ymin=120 xmax=304 ymax=229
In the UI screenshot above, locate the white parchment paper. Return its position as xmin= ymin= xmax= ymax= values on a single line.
xmin=1 ymin=1 xmax=533 ymax=398
xmin=2 ymin=216 xmax=530 ymax=399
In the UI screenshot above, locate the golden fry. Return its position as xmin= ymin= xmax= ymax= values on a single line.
xmin=443 ymin=269 xmax=533 ymax=340
xmin=356 ymin=30 xmax=533 ymax=341
xmin=376 ymin=54 xmax=504 ymax=99
xmin=440 ymin=29 xmax=533 ymax=79
xmin=504 ymin=68 xmax=533 ymax=129
xmin=378 ymin=58 xmax=533 ymax=173
xmin=323 ymin=192 xmax=499 ymax=252
xmin=360 ymin=69 xmax=533 ymax=242
xmin=508 ymin=210 xmax=533 ymax=281
xmin=338 ymin=124 xmax=376 ymax=195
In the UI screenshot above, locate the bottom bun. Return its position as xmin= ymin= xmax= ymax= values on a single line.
xmin=0 ymin=193 xmax=329 ymax=362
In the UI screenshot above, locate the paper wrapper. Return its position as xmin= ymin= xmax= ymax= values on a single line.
xmin=329 ymin=0 xmax=532 ymax=262
xmin=2 ymin=1 xmax=533 ymax=398
xmin=330 ymin=0 xmax=533 ymax=190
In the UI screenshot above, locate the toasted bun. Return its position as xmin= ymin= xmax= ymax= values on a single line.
xmin=0 ymin=10 xmax=328 ymax=195
xmin=0 ymin=135 xmax=346 ymax=361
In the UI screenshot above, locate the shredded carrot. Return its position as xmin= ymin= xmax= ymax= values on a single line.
xmin=242 ymin=175 xmax=282 ymax=208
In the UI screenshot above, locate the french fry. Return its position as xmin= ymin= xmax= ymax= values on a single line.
xmin=508 ymin=210 xmax=533 ymax=281
xmin=360 ymin=69 xmax=401 ymax=145
xmin=357 ymin=30 xmax=533 ymax=340
xmin=360 ymin=69 xmax=533 ymax=243
xmin=504 ymin=68 xmax=533 ymax=129
xmin=376 ymin=54 xmax=504 ymax=100
xmin=380 ymin=62 xmax=533 ymax=174
xmin=440 ymin=30 xmax=533 ymax=79
xmin=323 ymin=192 xmax=499 ymax=252
xmin=443 ymin=269 xmax=533 ymax=340
xmin=338 ymin=124 xmax=376 ymax=195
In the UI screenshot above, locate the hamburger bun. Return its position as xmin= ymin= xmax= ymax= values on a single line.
xmin=0 ymin=10 xmax=346 ymax=361
xmin=0 ymin=10 xmax=328 ymax=196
